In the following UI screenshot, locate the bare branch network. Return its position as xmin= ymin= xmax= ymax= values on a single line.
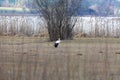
xmin=35 ymin=0 xmax=82 ymax=41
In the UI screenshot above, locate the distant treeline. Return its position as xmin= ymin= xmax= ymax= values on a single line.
xmin=0 ymin=7 xmax=38 ymax=15
xmin=0 ymin=16 xmax=120 ymax=38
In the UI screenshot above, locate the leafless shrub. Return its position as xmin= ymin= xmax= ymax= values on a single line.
xmin=32 ymin=33 xmax=40 ymax=37
xmin=32 ymin=33 xmax=48 ymax=38
xmin=74 ymin=32 xmax=88 ymax=38
xmin=15 ymin=32 xmax=26 ymax=37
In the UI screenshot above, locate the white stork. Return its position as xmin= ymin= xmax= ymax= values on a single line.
xmin=54 ymin=38 xmax=61 ymax=48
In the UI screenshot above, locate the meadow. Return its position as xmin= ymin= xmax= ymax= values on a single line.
xmin=0 ymin=36 xmax=120 ymax=80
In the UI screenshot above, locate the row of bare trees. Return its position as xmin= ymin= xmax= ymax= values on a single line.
xmin=0 ymin=16 xmax=120 ymax=38
xmin=74 ymin=17 xmax=120 ymax=38
xmin=0 ymin=16 xmax=47 ymax=37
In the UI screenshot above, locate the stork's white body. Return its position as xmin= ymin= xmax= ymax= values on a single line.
xmin=54 ymin=38 xmax=61 ymax=48
xmin=55 ymin=40 xmax=61 ymax=43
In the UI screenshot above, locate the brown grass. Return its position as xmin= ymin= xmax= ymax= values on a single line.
xmin=0 ymin=37 xmax=120 ymax=80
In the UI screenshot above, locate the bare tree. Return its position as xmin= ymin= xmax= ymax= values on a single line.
xmin=35 ymin=0 xmax=82 ymax=41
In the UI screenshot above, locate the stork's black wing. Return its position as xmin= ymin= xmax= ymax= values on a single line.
xmin=54 ymin=43 xmax=59 ymax=48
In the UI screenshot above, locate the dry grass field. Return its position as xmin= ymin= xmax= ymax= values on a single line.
xmin=0 ymin=36 xmax=120 ymax=80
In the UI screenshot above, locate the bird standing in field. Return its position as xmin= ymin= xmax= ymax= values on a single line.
xmin=54 ymin=38 xmax=61 ymax=48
